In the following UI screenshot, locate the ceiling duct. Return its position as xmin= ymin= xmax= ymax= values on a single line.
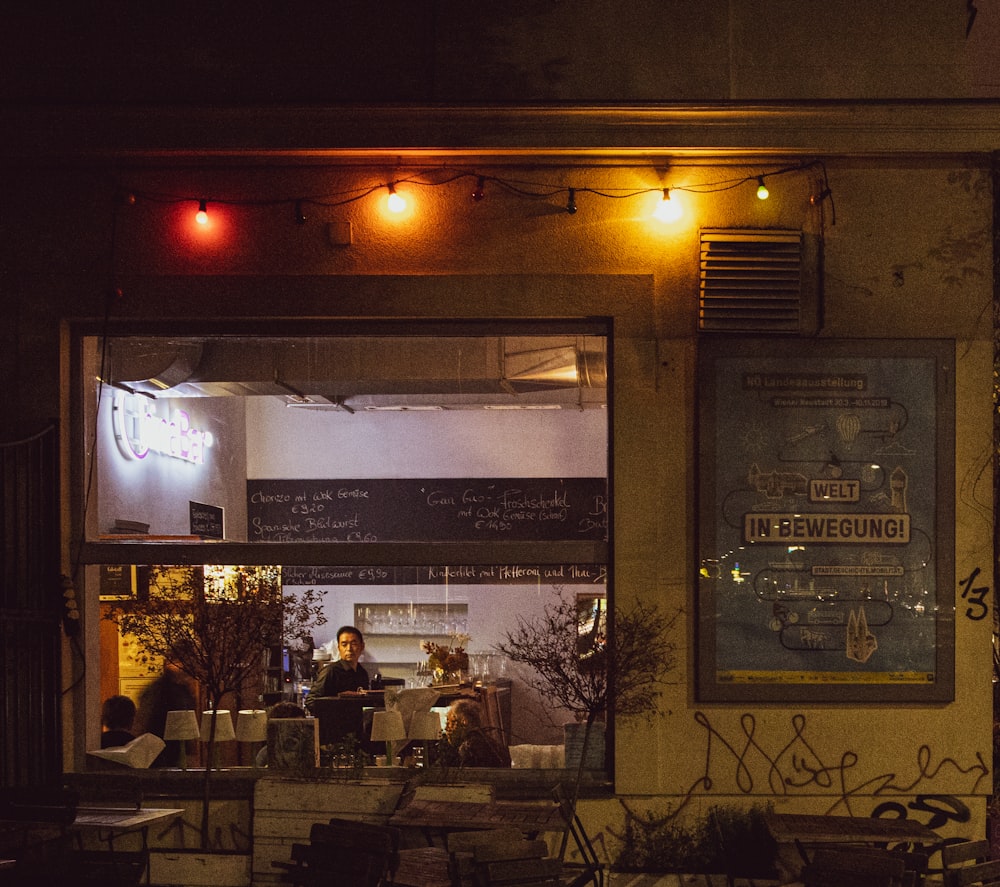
xmin=501 ymin=339 xmax=607 ymax=392
xmin=103 ymin=335 xmax=607 ymax=408
xmin=105 ymin=340 xmax=204 ymax=395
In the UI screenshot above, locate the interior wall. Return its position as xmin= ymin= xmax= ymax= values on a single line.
xmin=250 ymin=397 xmax=609 ymax=745
xmin=94 ymin=392 xmax=249 ymax=539
xmin=246 ymin=399 xmax=608 ymax=478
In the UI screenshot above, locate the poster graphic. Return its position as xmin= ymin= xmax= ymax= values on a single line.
xmin=697 ymin=338 xmax=954 ymax=702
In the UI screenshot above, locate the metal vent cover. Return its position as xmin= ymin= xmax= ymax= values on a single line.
xmin=699 ymin=228 xmax=812 ymax=333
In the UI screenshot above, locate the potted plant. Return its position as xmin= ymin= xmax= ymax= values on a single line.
xmin=106 ymin=564 xmax=326 ymax=848
xmin=495 ymin=588 xmax=679 ymax=806
xmin=611 ymin=801 xmax=778 ymax=881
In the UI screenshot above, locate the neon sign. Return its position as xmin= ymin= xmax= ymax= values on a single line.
xmin=112 ymin=390 xmax=215 ymax=464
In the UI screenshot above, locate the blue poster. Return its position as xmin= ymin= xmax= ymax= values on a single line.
xmin=697 ymin=338 xmax=954 ymax=702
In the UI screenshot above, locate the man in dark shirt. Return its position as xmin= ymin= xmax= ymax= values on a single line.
xmin=309 ymin=626 xmax=370 ymax=698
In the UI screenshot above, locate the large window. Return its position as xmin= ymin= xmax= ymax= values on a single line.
xmin=77 ymin=321 xmax=610 ymax=766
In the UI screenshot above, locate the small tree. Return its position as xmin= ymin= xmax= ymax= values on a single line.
xmin=496 ymin=587 xmax=678 ymax=808
xmin=106 ymin=564 xmax=326 ymax=848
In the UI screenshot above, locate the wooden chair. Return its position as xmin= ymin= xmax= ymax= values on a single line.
xmin=448 ymin=829 xmax=525 ymax=887
xmin=803 ymin=847 xmax=907 ymax=887
xmin=942 ymin=840 xmax=992 ymax=886
xmin=946 ymin=859 xmax=1000 ymax=887
xmin=708 ymin=807 xmax=780 ymax=887
xmin=393 ymin=845 xmax=452 ymax=887
xmin=472 ymin=837 xmax=564 ymax=886
xmin=273 ymin=818 xmax=401 ymax=887
xmin=550 ymin=786 xmax=603 ymax=887
xmin=815 ymin=845 xmax=930 ymax=887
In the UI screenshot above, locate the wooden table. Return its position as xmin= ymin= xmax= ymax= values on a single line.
xmin=390 ymin=798 xmax=568 ymax=836
xmin=765 ymin=812 xmax=942 ymax=884
xmin=71 ymin=807 xmax=183 ymax=884
xmin=72 ymin=806 xmax=183 ymax=834
xmin=765 ymin=812 xmax=941 ymax=848
xmin=390 ymin=797 xmax=602 ymax=886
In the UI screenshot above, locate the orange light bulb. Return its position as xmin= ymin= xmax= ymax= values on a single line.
xmin=386 ymin=185 xmax=406 ymax=214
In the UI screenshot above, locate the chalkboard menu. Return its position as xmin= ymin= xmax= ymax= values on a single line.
xmin=247 ymin=477 xmax=607 ymax=543
xmin=189 ymin=501 xmax=225 ymax=539
xmin=282 ymin=563 xmax=607 ymax=586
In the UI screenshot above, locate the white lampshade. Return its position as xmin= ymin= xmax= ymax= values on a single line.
xmin=370 ymin=710 xmax=406 ymax=742
xmin=235 ymin=709 xmax=268 ymax=743
xmin=200 ymin=709 xmax=236 ymax=742
xmin=163 ymin=709 xmax=200 ymax=741
xmin=408 ymin=710 xmax=442 ymax=741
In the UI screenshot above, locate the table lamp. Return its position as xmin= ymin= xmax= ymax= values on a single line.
xmin=408 ymin=710 xmax=442 ymax=768
xmin=235 ymin=709 xmax=268 ymax=765
xmin=200 ymin=709 xmax=236 ymax=768
xmin=370 ymin=710 xmax=406 ymax=766
xmin=163 ymin=709 xmax=200 ymax=769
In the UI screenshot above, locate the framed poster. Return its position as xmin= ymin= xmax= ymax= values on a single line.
xmin=696 ymin=338 xmax=954 ymax=702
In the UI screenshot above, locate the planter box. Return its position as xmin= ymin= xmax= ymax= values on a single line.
xmin=149 ymin=850 xmax=251 ymax=887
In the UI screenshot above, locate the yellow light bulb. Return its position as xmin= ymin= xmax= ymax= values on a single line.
xmin=653 ymin=189 xmax=682 ymax=223
xmin=756 ymin=178 xmax=769 ymax=200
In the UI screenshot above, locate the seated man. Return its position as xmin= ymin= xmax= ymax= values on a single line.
xmin=438 ymin=698 xmax=511 ymax=768
xmin=100 ymin=694 xmax=137 ymax=748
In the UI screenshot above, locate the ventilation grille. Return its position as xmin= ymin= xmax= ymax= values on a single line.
xmin=699 ymin=229 xmax=805 ymax=333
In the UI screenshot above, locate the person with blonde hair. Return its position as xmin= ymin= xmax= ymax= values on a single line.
xmin=439 ymin=698 xmax=511 ymax=768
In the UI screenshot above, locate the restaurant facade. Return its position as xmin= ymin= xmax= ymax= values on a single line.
xmin=2 ymin=0 xmax=999 ymax=871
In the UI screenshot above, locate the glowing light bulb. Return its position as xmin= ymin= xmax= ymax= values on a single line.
xmin=195 ymin=199 xmax=209 ymax=225
xmin=653 ymin=189 xmax=682 ymax=223
xmin=386 ymin=184 xmax=406 ymax=213
xmin=756 ymin=177 xmax=769 ymax=200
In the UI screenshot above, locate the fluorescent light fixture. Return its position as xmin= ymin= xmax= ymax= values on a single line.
xmin=363 ymin=405 xmax=445 ymax=411
xmin=483 ymin=404 xmax=563 ymax=410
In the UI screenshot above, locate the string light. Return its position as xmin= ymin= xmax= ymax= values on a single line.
xmin=653 ymin=188 xmax=683 ymax=223
xmin=386 ymin=183 xmax=407 ymax=213
xmin=120 ymin=160 xmax=830 ymax=231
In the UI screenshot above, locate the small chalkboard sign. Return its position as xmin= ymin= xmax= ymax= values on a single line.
xmin=100 ymin=564 xmax=136 ymax=600
xmin=189 ymin=501 xmax=225 ymax=539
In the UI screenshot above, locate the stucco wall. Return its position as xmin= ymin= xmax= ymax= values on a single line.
xmin=0 ymin=146 xmax=993 ymax=844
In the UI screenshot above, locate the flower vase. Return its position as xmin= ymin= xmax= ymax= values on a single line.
xmin=433 ymin=668 xmax=460 ymax=685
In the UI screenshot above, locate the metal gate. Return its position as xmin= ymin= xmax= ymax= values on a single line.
xmin=1 ymin=424 xmax=62 ymax=787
